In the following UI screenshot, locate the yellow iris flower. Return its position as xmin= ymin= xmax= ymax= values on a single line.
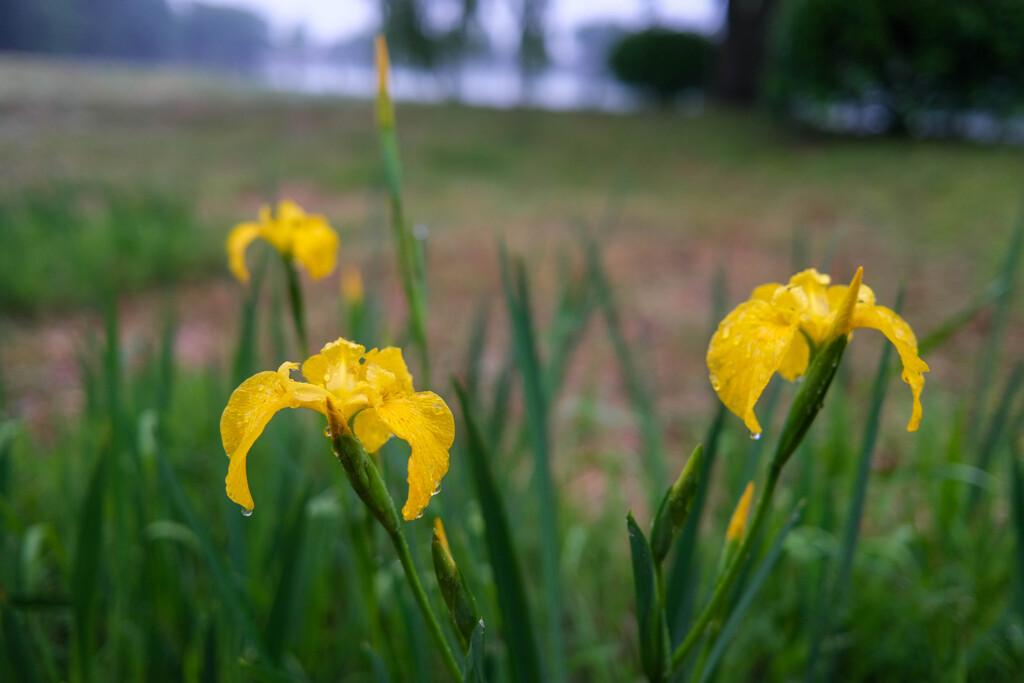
xmin=227 ymin=200 xmax=339 ymax=284
xmin=221 ymin=337 xmax=454 ymax=520
xmin=707 ymin=267 xmax=929 ymax=436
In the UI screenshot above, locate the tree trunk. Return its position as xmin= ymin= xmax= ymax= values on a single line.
xmin=714 ymin=0 xmax=778 ymax=106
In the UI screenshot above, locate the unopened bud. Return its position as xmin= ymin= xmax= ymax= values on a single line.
xmin=726 ymin=482 xmax=754 ymax=544
xmin=650 ymin=444 xmax=703 ymax=564
xmin=432 ymin=519 xmax=479 ymax=652
xmin=327 ymin=397 xmax=400 ymax=534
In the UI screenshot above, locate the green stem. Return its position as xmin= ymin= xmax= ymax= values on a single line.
xmin=670 ymin=463 xmax=783 ymax=674
xmin=283 ymin=257 xmax=308 ymax=356
xmin=390 ymin=528 xmax=464 ymax=682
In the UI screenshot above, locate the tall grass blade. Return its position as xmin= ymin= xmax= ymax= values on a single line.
xmin=499 ymin=249 xmax=565 ymax=682
xmin=544 ymin=250 xmax=596 ymax=399
xmin=362 ymin=642 xmax=392 ymax=683
xmin=72 ymin=444 xmax=107 ymax=683
xmin=917 ymin=278 xmax=1009 ymax=357
xmin=454 ymin=381 xmax=542 ymax=683
xmin=1 ymin=605 xmax=42 ymax=683
xmin=969 ymin=204 xmax=1024 ymax=445
xmin=627 ymin=512 xmax=670 ymax=683
xmin=154 ymin=449 xmax=273 ymax=666
xmin=463 ymin=299 xmax=491 ymax=401
xmin=463 ymin=620 xmax=487 ymax=683
xmin=967 ymin=361 xmax=1024 ymax=514
xmin=585 ymin=239 xmax=666 ymax=508
xmin=1009 ymin=411 xmax=1024 ymax=615
xmin=698 ymin=505 xmax=803 ymax=682
xmin=264 ymin=489 xmax=311 ymax=662
xmin=233 ymin=255 xmax=267 ymax=386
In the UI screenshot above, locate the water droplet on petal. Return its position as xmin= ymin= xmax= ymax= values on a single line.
xmin=323 ymin=426 xmax=332 ymax=437
xmin=433 ymin=484 xmax=442 ymax=496
xmin=413 ymin=510 xmax=424 ymax=520
xmin=242 ymin=508 xmax=254 ymax=517
xmin=750 ymin=432 xmax=761 ymax=441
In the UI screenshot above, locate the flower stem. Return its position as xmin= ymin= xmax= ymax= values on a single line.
xmin=389 ymin=528 xmax=464 ymax=682
xmin=283 ymin=257 xmax=309 ymax=356
xmin=669 ymin=462 xmax=782 ymax=676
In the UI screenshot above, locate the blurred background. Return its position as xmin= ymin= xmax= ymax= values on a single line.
xmin=2 ymin=1 xmax=1024 ymax=681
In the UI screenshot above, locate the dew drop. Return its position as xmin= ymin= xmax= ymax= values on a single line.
xmin=750 ymin=432 xmax=761 ymax=441
xmin=323 ymin=426 xmax=332 ymax=438
xmin=433 ymin=484 xmax=442 ymax=496
xmin=242 ymin=508 xmax=254 ymax=517
xmin=413 ymin=511 xmax=424 ymax=520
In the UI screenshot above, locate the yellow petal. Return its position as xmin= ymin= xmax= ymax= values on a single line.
xmin=707 ymin=300 xmax=800 ymax=435
xmin=375 ymin=391 xmax=455 ymax=520
xmin=221 ymin=371 xmax=300 ymax=511
xmin=726 ymin=482 xmax=755 ymax=542
xmin=226 ymin=222 xmax=262 ymax=284
xmin=852 ymin=305 xmax=930 ymax=431
xmin=364 ymin=346 xmax=415 ymax=396
xmin=751 ymin=283 xmax=782 ymax=302
xmin=354 ymin=408 xmax=393 ymax=453
xmin=291 ymin=215 xmax=339 ymax=280
xmin=777 ymin=332 xmax=810 ymax=381
xmin=302 ymin=338 xmax=365 ymax=393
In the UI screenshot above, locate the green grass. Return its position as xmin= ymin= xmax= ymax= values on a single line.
xmin=0 ymin=57 xmax=1023 ymax=682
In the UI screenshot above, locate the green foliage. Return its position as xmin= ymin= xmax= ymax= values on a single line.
xmin=770 ymin=0 xmax=1024 ymax=131
xmin=0 ymin=184 xmax=217 ymax=313
xmin=608 ymin=28 xmax=713 ymax=103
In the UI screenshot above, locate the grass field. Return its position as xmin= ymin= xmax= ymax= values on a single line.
xmin=1 ymin=57 xmax=1023 ymax=682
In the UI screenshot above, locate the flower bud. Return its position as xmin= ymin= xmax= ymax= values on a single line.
xmin=432 ymin=519 xmax=480 ymax=651
xmin=650 ymin=444 xmax=703 ymax=565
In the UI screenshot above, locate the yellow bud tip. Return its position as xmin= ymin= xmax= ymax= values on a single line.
xmin=375 ymin=35 xmax=390 ymax=95
xmin=341 ymin=268 xmax=364 ymax=305
xmin=433 ymin=518 xmax=451 ymax=552
xmin=831 ymin=267 xmax=863 ymax=338
xmin=726 ymin=482 xmax=755 ymax=542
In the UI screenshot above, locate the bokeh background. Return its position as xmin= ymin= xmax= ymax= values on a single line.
xmin=1 ymin=1 xmax=1023 ymax=681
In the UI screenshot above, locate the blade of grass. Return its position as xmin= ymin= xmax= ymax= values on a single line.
xmin=698 ymin=504 xmax=804 ymax=682
xmin=967 ymin=361 xmax=1024 ymax=514
xmin=627 ymin=512 xmax=670 ymax=683
xmin=917 ymin=278 xmax=1009 ymax=357
xmin=263 ymin=488 xmax=312 ymax=663
xmin=72 ymin=442 xmax=107 ymax=683
xmin=499 ymin=249 xmax=565 ymax=682
xmin=968 ymin=203 xmax=1024 ymax=446
xmin=1 ymin=605 xmax=42 ymax=683
xmin=463 ymin=621 xmax=486 ymax=683
xmin=585 ymin=238 xmax=666 ymax=509
xmin=454 ymin=380 xmax=542 ymax=683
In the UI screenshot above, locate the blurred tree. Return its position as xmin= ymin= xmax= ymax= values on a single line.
xmin=714 ymin=0 xmax=780 ymax=105
xmin=517 ymin=0 xmax=549 ymax=97
xmin=177 ymin=3 xmax=269 ymax=72
xmin=379 ymin=0 xmax=440 ymax=69
xmin=608 ymin=28 xmax=713 ymax=105
xmin=769 ymin=0 xmax=1024 ymax=133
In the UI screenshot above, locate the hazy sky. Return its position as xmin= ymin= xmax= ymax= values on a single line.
xmin=186 ymin=0 xmax=722 ymax=44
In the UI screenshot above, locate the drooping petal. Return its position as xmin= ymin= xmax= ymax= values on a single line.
xmin=221 ymin=370 xmax=300 ymax=511
xmin=375 ymin=391 xmax=455 ymax=520
xmin=226 ymin=222 xmax=263 ymax=284
xmin=777 ymin=332 xmax=810 ymax=381
xmin=291 ymin=215 xmax=339 ymax=280
xmin=354 ymin=408 xmax=393 ymax=453
xmin=707 ymin=300 xmax=801 ymax=435
xmin=852 ymin=305 xmax=930 ymax=431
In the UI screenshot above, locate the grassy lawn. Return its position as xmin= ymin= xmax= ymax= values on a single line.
xmin=1 ymin=57 xmax=1023 ymax=681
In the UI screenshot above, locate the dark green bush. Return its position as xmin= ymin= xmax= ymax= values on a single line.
xmin=769 ymin=0 xmax=1024 ymax=133
xmin=607 ymin=28 xmax=712 ymax=104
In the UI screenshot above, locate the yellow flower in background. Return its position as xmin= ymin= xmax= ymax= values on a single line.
xmin=221 ymin=337 xmax=454 ymax=520
xmin=227 ymin=200 xmax=339 ymax=283
xmin=707 ymin=267 xmax=929 ymax=436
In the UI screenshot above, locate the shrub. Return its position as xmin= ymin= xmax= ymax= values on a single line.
xmin=608 ymin=28 xmax=713 ymax=104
